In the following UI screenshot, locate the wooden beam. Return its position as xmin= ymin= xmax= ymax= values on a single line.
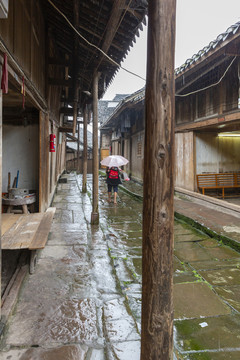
xmin=78 ymin=24 xmax=124 ymax=52
xmin=48 ymin=57 xmax=70 ymax=66
xmin=59 ymin=126 xmax=74 ymax=133
xmin=175 ymin=111 xmax=240 ymax=133
xmin=96 ymin=0 xmax=126 ymax=70
xmin=60 ymin=107 xmax=74 ymax=116
xmin=225 ymin=43 xmax=240 ymax=56
xmin=48 ymin=78 xmax=72 ymax=87
xmin=141 ymin=0 xmax=176 ymax=358
xmin=66 ymin=133 xmax=78 ymax=141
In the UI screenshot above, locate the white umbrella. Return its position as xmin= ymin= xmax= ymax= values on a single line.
xmin=100 ymin=155 xmax=129 ymax=168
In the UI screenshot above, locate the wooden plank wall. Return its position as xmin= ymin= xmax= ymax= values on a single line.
xmin=39 ymin=111 xmax=49 ymax=212
xmin=175 ymin=61 xmax=239 ymax=125
xmin=175 ymin=132 xmax=195 ymax=191
xmin=0 ymin=0 xmax=45 ymax=96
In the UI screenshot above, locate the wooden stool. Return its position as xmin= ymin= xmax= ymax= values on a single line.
xmin=2 ymin=195 xmax=36 ymax=214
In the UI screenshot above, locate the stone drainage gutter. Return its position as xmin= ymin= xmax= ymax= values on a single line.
xmin=99 ymin=170 xmax=143 ymax=201
xmin=100 ymin=172 xmax=240 ymax=253
xmin=175 ymin=187 xmax=240 ymax=252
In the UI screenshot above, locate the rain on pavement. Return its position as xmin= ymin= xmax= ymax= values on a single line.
xmin=0 ymin=173 xmax=240 ymax=359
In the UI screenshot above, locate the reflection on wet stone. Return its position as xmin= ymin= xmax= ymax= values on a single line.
xmin=2 ymin=173 xmax=240 ymax=359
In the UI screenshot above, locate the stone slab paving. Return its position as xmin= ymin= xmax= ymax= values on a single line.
xmin=1 ymin=173 xmax=240 ymax=359
xmin=0 ymin=174 xmax=140 ymax=359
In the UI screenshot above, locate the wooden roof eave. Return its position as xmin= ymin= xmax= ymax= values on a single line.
xmin=175 ymin=32 xmax=240 ymax=94
xmin=100 ymin=96 xmax=144 ymax=130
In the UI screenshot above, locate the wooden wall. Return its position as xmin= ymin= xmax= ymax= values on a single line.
xmin=39 ymin=112 xmax=66 ymax=211
xmin=175 ymin=132 xmax=195 ymax=191
xmin=0 ymin=0 xmax=67 ymax=211
xmin=0 ymin=0 xmax=45 ymax=96
xmin=175 ymin=61 xmax=239 ymax=125
xmin=131 ymin=130 xmax=144 ymax=182
xmin=39 ymin=112 xmax=49 ymax=212
xmin=196 ymin=133 xmax=240 ymax=175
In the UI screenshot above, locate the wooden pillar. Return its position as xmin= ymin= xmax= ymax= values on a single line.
xmin=82 ymin=106 xmax=88 ymax=192
xmin=72 ymin=0 xmax=79 ymax=136
xmin=238 ymin=58 xmax=240 ymax=109
xmin=0 ymin=91 xmax=2 ymax=318
xmin=77 ymin=123 xmax=80 ymax=173
xmin=141 ymin=0 xmax=176 ymax=359
xmin=91 ymin=71 xmax=100 ymax=224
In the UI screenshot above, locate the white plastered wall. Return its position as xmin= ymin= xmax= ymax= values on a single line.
xmin=196 ymin=133 xmax=240 ymax=174
xmin=2 ymin=123 xmax=39 ymax=193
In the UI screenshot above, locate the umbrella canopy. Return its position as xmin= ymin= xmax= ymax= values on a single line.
xmin=100 ymin=155 xmax=129 ymax=168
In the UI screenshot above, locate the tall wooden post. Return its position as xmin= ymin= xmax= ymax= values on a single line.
xmin=77 ymin=122 xmax=80 ymax=173
xmin=238 ymin=58 xmax=240 ymax=109
xmin=91 ymin=71 xmax=100 ymax=224
xmin=82 ymin=106 xmax=88 ymax=192
xmin=0 ymin=91 xmax=2 ymax=319
xmin=141 ymin=0 xmax=176 ymax=359
xmin=72 ymin=0 xmax=79 ymax=136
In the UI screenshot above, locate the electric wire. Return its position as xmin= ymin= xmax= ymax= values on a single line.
xmin=175 ymin=56 xmax=237 ymax=97
xmin=48 ymin=0 xmax=236 ymax=97
xmin=47 ymin=0 xmax=146 ymax=82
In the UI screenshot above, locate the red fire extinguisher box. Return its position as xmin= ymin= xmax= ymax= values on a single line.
xmin=50 ymin=134 xmax=56 ymax=152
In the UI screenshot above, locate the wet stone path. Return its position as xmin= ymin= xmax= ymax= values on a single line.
xmin=0 ymin=173 xmax=240 ymax=359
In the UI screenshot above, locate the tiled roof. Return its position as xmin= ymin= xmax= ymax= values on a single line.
xmin=100 ymin=87 xmax=145 ymax=128
xmin=175 ymin=21 xmax=240 ymax=75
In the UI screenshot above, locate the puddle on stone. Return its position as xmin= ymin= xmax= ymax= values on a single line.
xmin=41 ymin=298 xmax=99 ymax=344
xmin=1 ymin=345 xmax=88 ymax=360
xmin=109 ymin=340 xmax=141 ymax=360
xmin=105 ymin=318 xmax=139 ymax=342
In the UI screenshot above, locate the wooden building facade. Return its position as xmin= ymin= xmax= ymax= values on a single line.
xmin=0 ymin=0 xmax=65 ymax=212
xmin=0 ymin=0 xmax=147 ymax=321
xmin=100 ymin=88 xmax=145 ymax=182
xmin=101 ymin=21 xmax=240 ymax=193
xmin=175 ymin=21 xmax=240 ymax=193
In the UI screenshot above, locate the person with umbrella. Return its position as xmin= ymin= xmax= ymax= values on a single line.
xmin=100 ymin=155 xmax=129 ymax=204
xmin=106 ymin=166 xmax=122 ymax=204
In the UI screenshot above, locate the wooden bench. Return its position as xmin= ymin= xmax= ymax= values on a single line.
xmin=2 ymin=207 xmax=56 ymax=274
xmin=196 ymin=173 xmax=240 ymax=199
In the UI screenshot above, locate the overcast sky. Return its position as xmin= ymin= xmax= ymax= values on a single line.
xmin=102 ymin=0 xmax=240 ymax=100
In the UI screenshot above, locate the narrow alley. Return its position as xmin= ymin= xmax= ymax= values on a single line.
xmin=0 ymin=173 xmax=240 ymax=359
